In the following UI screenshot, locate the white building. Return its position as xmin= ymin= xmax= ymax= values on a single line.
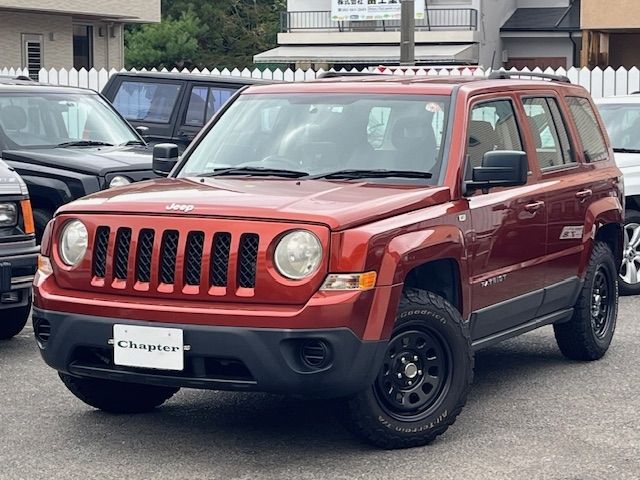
xmin=255 ymin=0 xmax=580 ymax=69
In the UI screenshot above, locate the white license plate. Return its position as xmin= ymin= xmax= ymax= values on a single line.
xmin=113 ymin=324 xmax=184 ymax=371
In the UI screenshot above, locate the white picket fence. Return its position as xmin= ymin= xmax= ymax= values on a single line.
xmin=2 ymin=65 xmax=640 ymax=98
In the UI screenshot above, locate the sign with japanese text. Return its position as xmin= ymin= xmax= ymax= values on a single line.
xmin=331 ymin=0 xmax=425 ymax=21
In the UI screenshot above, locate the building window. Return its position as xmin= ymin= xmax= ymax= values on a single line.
xmin=73 ymin=25 xmax=94 ymax=70
xmin=21 ymin=34 xmax=43 ymax=80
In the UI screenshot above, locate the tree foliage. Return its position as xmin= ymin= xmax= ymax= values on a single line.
xmin=125 ymin=0 xmax=285 ymax=69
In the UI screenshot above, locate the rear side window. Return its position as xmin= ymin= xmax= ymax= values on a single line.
xmin=466 ymin=99 xmax=522 ymax=176
xmin=112 ymin=81 xmax=181 ymax=124
xmin=567 ymin=97 xmax=608 ymax=162
xmin=184 ymin=86 xmax=236 ymax=127
xmin=523 ymin=97 xmax=574 ymax=169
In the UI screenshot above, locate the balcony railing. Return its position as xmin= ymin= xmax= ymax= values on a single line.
xmin=281 ymin=8 xmax=478 ymax=33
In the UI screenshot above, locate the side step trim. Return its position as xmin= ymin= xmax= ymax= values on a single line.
xmin=471 ymin=308 xmax=573 ymax=351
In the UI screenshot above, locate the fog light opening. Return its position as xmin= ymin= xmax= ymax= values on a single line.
xmin=33 ymin=317 xmax=51 ymax=346
xmin=0 ymin=291 xmax=19 ymax=304
xmin=300 ymin=340 xmax=330 ymax=369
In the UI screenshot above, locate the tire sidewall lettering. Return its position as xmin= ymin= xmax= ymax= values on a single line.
xmin=376 ymin=409 xmax=449 ymax=433
xmin=399 ymin=309 xmax=448 ymax=325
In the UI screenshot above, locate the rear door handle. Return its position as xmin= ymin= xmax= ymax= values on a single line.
xmin=524 ymin=201 xmax=545 ymax=213
xmin=576 ymin=189 xmax=593 ymax=200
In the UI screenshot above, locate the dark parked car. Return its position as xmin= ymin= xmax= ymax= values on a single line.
xmin=0 ymin=159 xmax=36 ymax=339
xmin=102 ymin=72 xmax=273 ymax=151
xmin=0 ymin=77 xmax=154 ymax=240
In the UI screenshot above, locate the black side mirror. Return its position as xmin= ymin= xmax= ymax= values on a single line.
xmin=136 ymin=125 xmax=150 ymax=138
xmin=466 ymin=150 xmax=528 ymax=193
xmin=152 ymin=143 xmax=179 ymax=177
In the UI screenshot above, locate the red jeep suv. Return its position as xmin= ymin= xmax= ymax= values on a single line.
xmin=33 ymin=72 xmax=623 ymax=449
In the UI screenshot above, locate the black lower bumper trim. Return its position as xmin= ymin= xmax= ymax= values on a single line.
xmin=34 ymin=308 xmax=387 ymax=398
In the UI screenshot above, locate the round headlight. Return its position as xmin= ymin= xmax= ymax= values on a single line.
xmin=108 ymin=176 xmax=132 ymax=188
xmin=274 ymin=230 xmax=322 ymax=280
xmin=59 ymin=220 xmax=88 ymax=266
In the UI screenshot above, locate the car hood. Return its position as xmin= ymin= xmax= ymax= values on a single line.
xmin=58 ymin=177 xmax=452 ymax=230
xmin=612 ymin=151 xmax=640 ymax=170
xmin=0 ymin=159 xmax=25 ymax=195
xmin=1 ymin=145 xmax=152 ymax=176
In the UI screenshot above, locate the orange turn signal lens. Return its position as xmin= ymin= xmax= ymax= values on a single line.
xmin=321 ymin=272 xmax=377 ymax=291
xmin=37 ymin=255 xmax=53 ymax=276
xmin=20 ymin=199 xmax=35 ymax=235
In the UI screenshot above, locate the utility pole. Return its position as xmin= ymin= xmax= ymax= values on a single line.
xmin=400 ymin=0 xmax=415 ymax=66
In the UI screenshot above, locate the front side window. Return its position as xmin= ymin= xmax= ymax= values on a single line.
xmin=567 ymin=97 xmax=608 ymax=162
xmin=523 ymin=97 xmax=574 ymax=169
xmin=597 ymin=102 xmax=640 ymax=152
xmin=0 ymin=93 xmax=139 ymax=148
xmin=112 ymin=81 xmax=181 ymax=123
xmin=179 ymin=93 xmax=451 ymax=182
xmin=466 ymin=99 xmax=522 ymax=178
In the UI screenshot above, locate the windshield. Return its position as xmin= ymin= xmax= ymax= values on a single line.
xmin=597 ymin=103 xmax=640 ymax=150
xmin=178 ymin=93 xmax=451 ymax=181
xmin=0 ymin=93 xmax=140 ymax=148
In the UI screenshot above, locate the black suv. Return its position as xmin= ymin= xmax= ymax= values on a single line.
xmin=0 ymin=159 xmax=36 ymax=339
xmin=0 ymin=77 xmax=154 ymax=239
xmin=102 ymin=72 xmax=273 ymax=151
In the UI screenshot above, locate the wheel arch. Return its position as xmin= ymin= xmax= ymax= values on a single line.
xmin=370 ymin=226 xmax=470 ymax=340
xmin=583 ymin=196 xmax=624 ymax=276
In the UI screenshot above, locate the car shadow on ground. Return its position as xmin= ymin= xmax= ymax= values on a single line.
xmin=57 ymin=330 xmax=573 ymax=460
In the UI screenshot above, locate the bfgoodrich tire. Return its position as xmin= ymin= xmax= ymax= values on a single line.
xmin=554 ymin=241 xmax=618 ymax=361
xmin=0 ymin=296 xmax=31 ymax=340
xmin=619 ymin=209 xmax=640 ymax=296
xmin=59 ymin=373 xmax=179 ymax=413
xmin=339 ymin=289 xmax=473 ymax=449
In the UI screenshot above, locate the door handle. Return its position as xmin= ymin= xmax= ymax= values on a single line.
xmin=524 ymin=201 xmax=545 ymax=213
xmin=575 ymin=189 xmax=593 ymax=201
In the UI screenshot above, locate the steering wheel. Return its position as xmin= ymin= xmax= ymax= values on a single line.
xmin=258 ymin=154 xmax=303 ymax=171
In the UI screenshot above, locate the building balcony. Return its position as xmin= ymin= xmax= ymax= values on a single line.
xmin=281 ymin=8 xmax=478 ymax=32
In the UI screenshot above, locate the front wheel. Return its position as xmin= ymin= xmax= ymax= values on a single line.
xmin=619 ymin=209 xmax=640 ymax=295
xmin=59 ymin=373 xmax=179 ymax=413
xmin=0 ymin=296 xmax=31 ymax=340
xmin=339 ymin=289 xmax=473 ymax=449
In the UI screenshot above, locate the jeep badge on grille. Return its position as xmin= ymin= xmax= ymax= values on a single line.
xmin=166 ymin=203 xmax=195 ymax=213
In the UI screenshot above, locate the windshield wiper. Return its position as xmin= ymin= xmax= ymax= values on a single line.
xmin=56 ymin=140 xmax=114 ymax=148
xmin=199 ymin=166 xmax=309 ymax=178
xmin=308 ymin=169 xmax=432 ymax=180
xmin=613 ymin=148 xmax=640 ymax=154
xmin=120 ymin=140 xmax=146 ymax=146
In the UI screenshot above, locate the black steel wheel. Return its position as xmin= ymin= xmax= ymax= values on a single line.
xmin=339 ymin=289 xmax=473 ymax=449
xmin=591 ymin=267 xmax=613 ymax=338
xmin=555 ymin=241 xmax=618 ymax=361
xmin=374 ymin=328 xmax=453 ymax=422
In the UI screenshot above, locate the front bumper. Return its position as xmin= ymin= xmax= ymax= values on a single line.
xmin=0 ymin=239 xmax=38 ymax=310
xmin=33 ymin=308 xmax=388 ymax=398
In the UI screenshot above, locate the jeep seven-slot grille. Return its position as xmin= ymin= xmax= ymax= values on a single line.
xmin=211 ymin=233 xmax=231 ymax=287
xmin=184 ymin=231 xmax=204 ymax=286
xmin=92 ymin=227 xmax=110 ymax=278
xmin=113 ymin=228 xmax=132 ymax=280
xmin=91 ymin=227 xmax=259 ymax=291
xmin=135 ymin=229 xmax=155 ymax=283
xmin=238 ymin=234 xmax=259 ymax=288
xmin=159 ymin=230 xmax=179 ymax=284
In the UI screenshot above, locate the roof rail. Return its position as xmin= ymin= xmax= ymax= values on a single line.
xmin=488 ymin=71 xmax=571 ymax=84
xmin=0 ymin=75 xmax=34 ymax=82
xmin=316 ymin=71 xmax=388 ymax=79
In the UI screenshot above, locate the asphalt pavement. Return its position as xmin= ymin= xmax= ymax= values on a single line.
xmin=1 ymin=298 xmax=639 ymax=480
